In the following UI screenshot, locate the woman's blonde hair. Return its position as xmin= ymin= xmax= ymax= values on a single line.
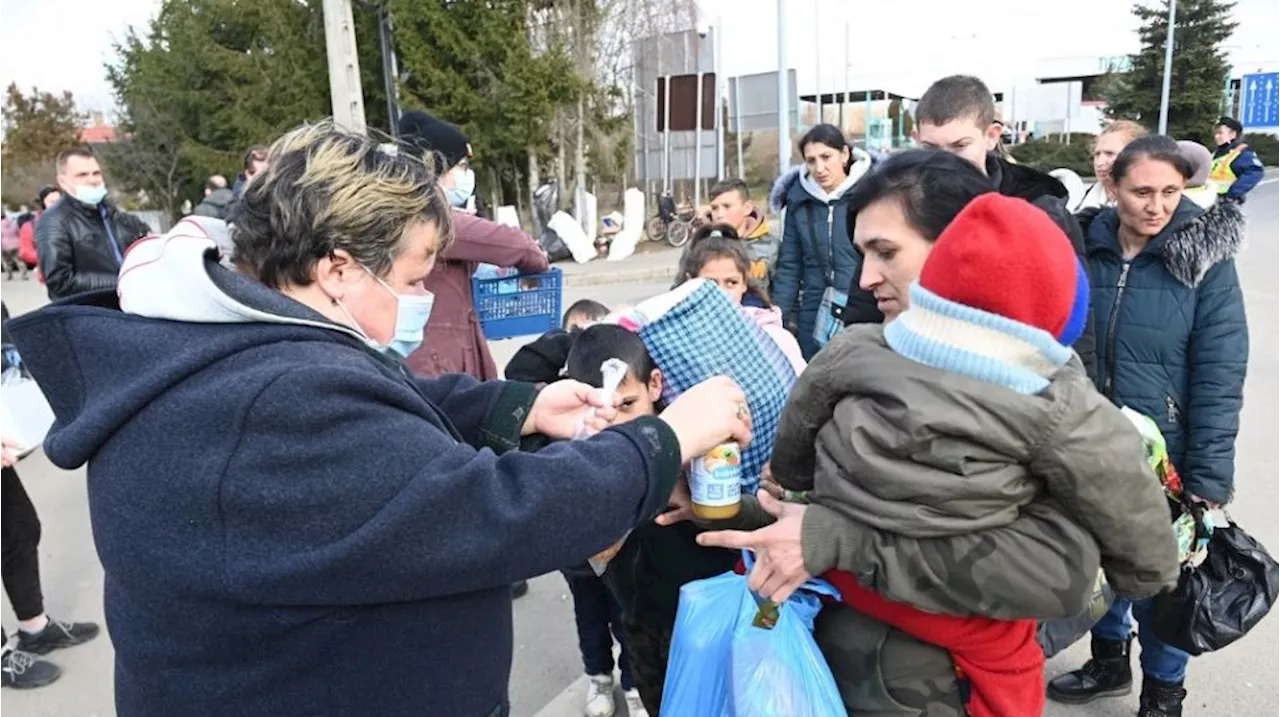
xmin=232 ymin=120 xmax=454 ymax=288
xmin=1098 ymin=119 xmax=1148 ymax=146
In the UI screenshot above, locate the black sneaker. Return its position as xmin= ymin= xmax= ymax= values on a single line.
xmin=1 ymin=649 xmax=61 ymax=689
xmin=16 ymin=618 xmax=101 ymax=655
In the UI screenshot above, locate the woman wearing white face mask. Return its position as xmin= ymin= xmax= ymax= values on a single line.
xmin=397 ymin=110 xmax=551 ymax=382
xmin=5 ymin=120 xmax=755 ymax=717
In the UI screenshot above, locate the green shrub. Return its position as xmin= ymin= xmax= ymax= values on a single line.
xmin=1242 ymin=133 xmax=1279 ymax=167
xmin=1010 ymin=138 xmax=1095 ymax=177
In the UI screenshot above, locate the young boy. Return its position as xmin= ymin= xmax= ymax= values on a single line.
xmin=565 ymin=325 xmax=739 ymax=716
xmin=504 ymin=299 xmax=609 ymax=387
xmin=505 ymin=303 xmax=644 ymax=717
xmin=704 ymin=179 xmax=781 ymax=293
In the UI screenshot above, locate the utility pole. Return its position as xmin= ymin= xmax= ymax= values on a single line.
xmin=714 ymin=19 xmax=725 ymax=180
xmin=777 ymin=0 xmax=790 ymax=174
xmin=1157 ymin=0 xmax=1177 ymax=135
xmin=376 ymin=6 xmax=401 ymax=136
xmin=323 ymin=0 xmax=367 ymax=133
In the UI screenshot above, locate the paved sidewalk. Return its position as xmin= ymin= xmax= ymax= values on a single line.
xmin=556 ymin=243 xmax=681 ymax=289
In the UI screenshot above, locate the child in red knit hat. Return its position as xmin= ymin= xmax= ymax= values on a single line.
xmin=764 ymin=193 xmax=1180 ymax=717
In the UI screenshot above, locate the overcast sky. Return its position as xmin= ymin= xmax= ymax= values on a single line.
xmin=2 ymin=0 xmax=1277 ymax=117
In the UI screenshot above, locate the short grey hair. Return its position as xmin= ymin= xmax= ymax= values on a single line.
xmin=231 ymin=121 xmax=454 ymax=289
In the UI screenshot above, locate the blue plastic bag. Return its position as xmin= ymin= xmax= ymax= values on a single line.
xmin=660 ymin=555 xmax=845 ymax=717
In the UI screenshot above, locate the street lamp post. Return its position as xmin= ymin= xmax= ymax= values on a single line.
xmin=777 ymin=0 xmax=790 ymax=174
xmin=1157 ymin=0 xmax=1177 ymax=135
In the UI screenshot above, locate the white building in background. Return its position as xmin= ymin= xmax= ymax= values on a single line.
xmin=995 ymin=55 xmax=1132 ymax=139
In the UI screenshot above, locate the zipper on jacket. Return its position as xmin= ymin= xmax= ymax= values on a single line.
xmin=1102 ymin=261 xmax=1132 ymax=398
xmin=1165 ymin=395 xmax=1181 ymax=425
xmin=825 ymin=204 xmax=836 ymax=286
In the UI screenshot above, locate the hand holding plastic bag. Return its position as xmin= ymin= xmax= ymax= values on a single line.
xmin=660 ymin=553 xmax=845 ymax=717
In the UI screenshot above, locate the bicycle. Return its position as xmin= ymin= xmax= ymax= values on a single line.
xmin=644 ymin=190 xmax=694 ymax=248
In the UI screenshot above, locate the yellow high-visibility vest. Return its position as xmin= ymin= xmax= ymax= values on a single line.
xmin=1208 ymin=144 xmax=1248 ymax=195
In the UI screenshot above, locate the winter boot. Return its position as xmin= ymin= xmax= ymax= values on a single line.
xmin=1045 ymin=635 xmax=1133 ymax=704
xmin=1138 ymin=677 xmax=1186 ymax=717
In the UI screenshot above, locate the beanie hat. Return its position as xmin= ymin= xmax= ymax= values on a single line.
xmin=1177 ymin=140 xmax=1214 ymax=188
xmin=884 ymin=193 xmax=1089 ymax=394
xmin=398 ymin=111 xmax=471 ymax=173
xmin=1217 ymin=116 xmax=1243 ymax=135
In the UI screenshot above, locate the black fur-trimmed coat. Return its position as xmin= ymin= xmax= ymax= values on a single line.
xmin=1085 ymin=197 xmax=1248 ymax=505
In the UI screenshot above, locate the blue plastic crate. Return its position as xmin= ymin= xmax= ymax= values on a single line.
xmin=472 ymin=267 xmax=563 ymax=341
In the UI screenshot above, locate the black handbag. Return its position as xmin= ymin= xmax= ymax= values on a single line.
xmin=1150 ymin=510 xmax=1280 ymax=656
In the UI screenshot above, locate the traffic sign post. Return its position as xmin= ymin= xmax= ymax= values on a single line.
xmin=1241 ymin=72 xmax=1280 ymax=129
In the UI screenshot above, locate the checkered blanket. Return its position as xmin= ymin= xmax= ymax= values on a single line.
xmin=621 ymin=280 xmax=798 ymax=494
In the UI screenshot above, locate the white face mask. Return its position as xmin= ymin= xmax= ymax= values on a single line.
xmin=447 ymin=167 xmax=475 ymax=208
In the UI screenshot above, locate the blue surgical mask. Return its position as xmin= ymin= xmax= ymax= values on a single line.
xmin=334 ymin=267 xmax=435 ymax=358
xmin=74 ymin=184 xmax=108 ymax=207
xmin=447 ymin=167 xmax=475 ymax=208
xmin=368 ymin=270 xmax=434 ymax=358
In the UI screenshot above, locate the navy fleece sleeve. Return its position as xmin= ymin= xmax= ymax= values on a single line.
xmin=412 ymin=373 xmax=537 ymax=453
xmin=220 ymin=365 xmax=682 ymax=605
xmin=1185 ymin=260 xmax=1248 ymax=504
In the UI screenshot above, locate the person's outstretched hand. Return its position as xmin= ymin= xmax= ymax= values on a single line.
xmin=523 ymin=380 xmax=620 ymax=438
xmin=697 ymin=491 xmax=811 ymax=603
xmin=657 ymin=376 xmax=753 ymax=464
xmin=1 ymin=435 xmax=20 ymax=469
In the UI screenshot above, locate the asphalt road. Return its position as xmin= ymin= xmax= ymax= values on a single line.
xmin=1 ymin=180 xmax=1276 ymax=716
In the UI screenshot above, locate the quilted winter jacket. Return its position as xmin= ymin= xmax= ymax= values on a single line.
xmin=1086 ymin=198 xmax=1248 ymax=505
xmin=769 ymin=148 xmax=882 ymax=359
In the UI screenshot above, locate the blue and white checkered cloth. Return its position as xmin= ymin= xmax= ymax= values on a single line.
xmin=628 ymin=280 xmax=798 ymax=494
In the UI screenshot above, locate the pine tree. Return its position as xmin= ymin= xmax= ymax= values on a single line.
xmin=104 ymin=0 xmax=387 ymax=217
xmin=1100 ymin=0 xmax=1237 ymax=142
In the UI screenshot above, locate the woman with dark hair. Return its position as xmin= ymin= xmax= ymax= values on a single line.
xmin=769 ymin=124 xmax=880 ymax=358
xmin=1048 ymin=135 xmax=1248 ymax=717
xmin=5 ymin=121 xmax=753 ymax=716
xmin=701 ymin=149 xmax=1121 ymax=716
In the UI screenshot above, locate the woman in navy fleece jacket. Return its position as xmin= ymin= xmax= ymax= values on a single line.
xmin=6 ymin=122 xmax=751 ymax=717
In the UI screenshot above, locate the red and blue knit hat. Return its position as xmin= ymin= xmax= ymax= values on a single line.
xmin=884 ymin=193 xmax=1090 ymax=394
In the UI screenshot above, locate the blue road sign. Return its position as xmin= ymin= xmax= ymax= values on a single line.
xmin=1241 ymin=72 xmax=1280 ymax=128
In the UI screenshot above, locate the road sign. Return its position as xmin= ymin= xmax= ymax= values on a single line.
xmin=1241 ymin=72 xmax=1280 ymax=129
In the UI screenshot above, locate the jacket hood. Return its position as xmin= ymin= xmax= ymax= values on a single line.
xmin=741 ymin=304 xmax=783 ymax=328
xmin=1087 ymin=197 xmax=1245 ymax=288
xmin=6 ymin=223 xmax=374 ymax=470
xmin=201 ymin=187 xmax=235 ymax=209
xmin=987 ymin=154 xmax=1068 ymax=202
xmin=769 ymin=146 xmax=885 ymax=211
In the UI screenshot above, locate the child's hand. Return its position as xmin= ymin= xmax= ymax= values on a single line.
xmin=759 ymin=464 xmax=785 ymax=501
xmin=1 ymin=435 xmax=21 ymax=469
xmin=654 ymin=477 xmax=695 ymax=526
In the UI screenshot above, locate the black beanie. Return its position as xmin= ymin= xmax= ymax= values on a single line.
xmin=1217 ymin=117 xmax=1244 ymax=135
xmin=398 ymin=111 xmax=471 ymax=172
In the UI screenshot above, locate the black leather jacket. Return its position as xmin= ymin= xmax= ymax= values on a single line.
xmin=35 ymin=197 xmax=151 ymax=300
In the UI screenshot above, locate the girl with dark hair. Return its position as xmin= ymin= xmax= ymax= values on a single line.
xmin=769 ymin=124 xmax=880 ymax=358
xmin=675 ymin=224 xmax=806 ymax=373
xmin=1048 ymin=135 xmax=1248 ymax=717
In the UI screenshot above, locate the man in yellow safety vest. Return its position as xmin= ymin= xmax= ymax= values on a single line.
xmin=1209 ymin=117 xmax=1266 ymax=202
